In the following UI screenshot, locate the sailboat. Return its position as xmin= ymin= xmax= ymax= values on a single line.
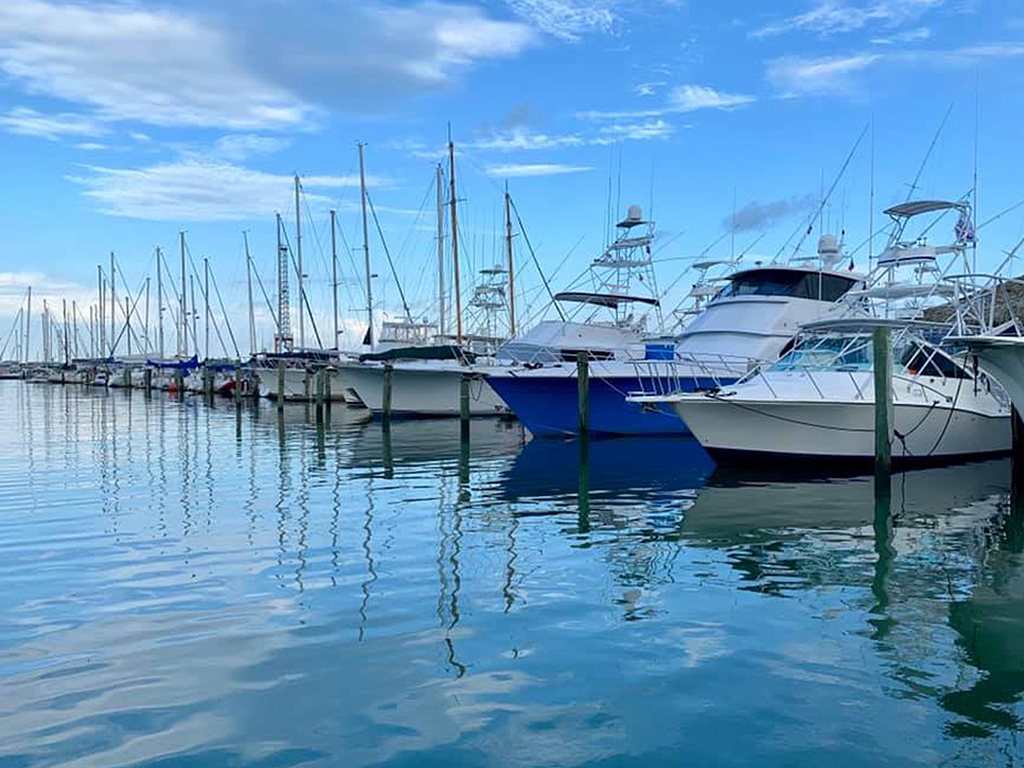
xmin=339 ymin=138 xmax=512 ymax=416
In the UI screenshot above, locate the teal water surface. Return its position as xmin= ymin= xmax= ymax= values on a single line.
xmin=1 ymin=381 xmax=1023 ymax=767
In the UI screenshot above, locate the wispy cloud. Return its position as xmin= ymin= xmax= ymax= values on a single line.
xmin=593 ymin=119 xmax=674 ymax=144
xmin=579 ymin=83 xmax=755 ymax=121
xmin=470 ymin=127 xmax=584 ymax=151
xmin=0 ymin=0 xmax=537 ymax=131
xmin=67 ymin=160 xmax=387 ymax=221
xmin=0 ymin=107 xmax=106 ymax=140
xmin=0 ymin=271 xmax=95 ymax=317
xmin=75 ymin=142 xmax=108 ymax=151
xmin=210 ymin=134 xmax=292 ymax=161
xmin=767 ymin=43 xmax=1024 ymax=97
xmin=766 ymin=54 xmax=881 ymax=96
xmin=870 ymin=25 xmax=931 ymax=44
xmin=667 ymin=85 xmax=755 ymax=112
xmin=504 ymin=0 xmax=615 ymax=41
xmin=485 ymin=163 xmax=592 ymax=178
xmin=752 ymin=0 xmax=944 ymax=38
xmin=633 ymin=81 xmax=666 ymax=97
xmin=724 ymin=195 xmax=817 ymax=232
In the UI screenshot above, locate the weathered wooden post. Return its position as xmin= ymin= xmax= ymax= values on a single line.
xmin=576 ymin=351 xmax=589 ymax=435
xmin=144 ymin=367 xmax=152 ymax=392
xmin=315 ymin=369 xmax=325 ymax=422
xmin=304 ymin=370 xmax=311 ymax=400
xmin=276 ymin=362 xmax=285 ymax=412
xmin=234 ymin=365 xmax=242 ymax=406
xmin=205 ymin=369 xmax=214 ymax=401
xmin=123 ymin=366 xmax=131 ymax=389
xmin=872 ymin=326 xmax=892 ymax=475
xmin=174 ymin=370 xmax=184 ymax=397
xmin=324 ymin=368 xmax=333 ymax=408
xmin=460 ymin=372 xmax=471 ymax=440
xmin=382 ymin=363 xmax=393 ymax=425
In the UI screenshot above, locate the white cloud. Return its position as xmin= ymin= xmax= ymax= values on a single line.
xmin=0 ymin=271 xmax=95 ymax=319
xmin=766 ymin=43 xmax=1024 ymax=97
xmin=871 ymin=25 xmax=931 ymax=44
xmin=485 ymin=163 xmax=592 ymax=177
xmin=0 ymin=0 xmax=312 ymax=130
xmin=504 ymin=0 xmax=615 ymax=41
xmin=211 ymin=134 xmax=292 ymax=161
xmin=766 ymin=54 xmax=881 ymax=96
xmin=470 ymin=127 xmax=584 ymax=151
xmin=667 ymin=84 xmax=756 ymax=112
xmin=75 ymin=142 xmax=108 ymax=151
xmin=634 ymin=81 xmax=666 ymax=97
xmin=0 ymin=0 xmax=537 ymax=131
xmin=752 ymin=0 xmax=944 ymax=38
xmin=67 ymin=161 xmax=386 ymax=221
xmin=0 ymin=106 xmax=105 ymax=140
xmin=593 ymin=119 xmax=674 ymax=144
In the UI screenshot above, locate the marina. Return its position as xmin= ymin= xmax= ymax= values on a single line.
xmin=5 ymin=0 xmax=1024 ymax=763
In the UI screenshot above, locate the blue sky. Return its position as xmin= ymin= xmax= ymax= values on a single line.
xmin=2 ymin=0 xmax=1023 ymax=357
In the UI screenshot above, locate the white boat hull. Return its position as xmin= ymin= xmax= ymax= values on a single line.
xmin=340 ymin=362 xmax=507 ymax=416
xmin=254 ymin=367 xmax=348 ymax=402
xmin=672 ymin=394 xmax=1010 ymax=462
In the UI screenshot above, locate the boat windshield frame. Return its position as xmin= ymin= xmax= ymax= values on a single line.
xmin=713 ymin=267 xmax=860 ymax=304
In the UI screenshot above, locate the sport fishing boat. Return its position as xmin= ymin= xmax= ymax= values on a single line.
xmin=486 ymin=223 xmax=864 ymax=436
xmin=629 ymin=199 xmax=1012 ymax=464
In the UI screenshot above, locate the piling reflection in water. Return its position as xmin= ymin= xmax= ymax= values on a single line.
xmin=2 ymin=381 xmax=1024 ymax=766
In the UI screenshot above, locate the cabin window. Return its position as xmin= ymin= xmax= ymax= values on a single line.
xmin=559 ymin=349 xmax=615 ymax=362
xmin=717 ymin=270 xmax=857 ymax=302
xmin=899 ymin=343 xmax=970 ymax=379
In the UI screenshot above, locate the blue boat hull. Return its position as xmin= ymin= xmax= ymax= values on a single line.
xmin=486 ymin=372 xmax=734 ymax=437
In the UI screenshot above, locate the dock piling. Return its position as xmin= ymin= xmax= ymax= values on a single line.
xmin=277 ymin=362 xmax=285 ymax=412
xmin=872 ymin=326 xmax=892 ymax=475
xmin=576 ymin=351 xmax=589 ymax=435
xmin=234 ymin=365 xmax=242 ymax=406
xmin=315 ymin=370 xmax=325 ymax=422
xmin=144 ymin=368 xmax=152 ymax=392
xmin=382 ymin=363 xmax=393 ymax=425
xmin=460 ymin=373 xmax=470 ymax=440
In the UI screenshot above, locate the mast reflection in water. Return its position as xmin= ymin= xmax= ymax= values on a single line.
xmin=0 ymin=380 xmax=1023 ymax=767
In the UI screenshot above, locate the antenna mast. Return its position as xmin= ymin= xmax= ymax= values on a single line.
xmin=505 ymin=182 xmax=516 ymax=337
xmin=358 ymin=142 xmax=374 ymax=348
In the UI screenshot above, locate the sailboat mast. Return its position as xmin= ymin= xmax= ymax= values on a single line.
xmin=358 ymin=142 xmax=374 ymax=348
xmin=156 ymin=247 xmax=164 ymax=358
xmin=190 ymin=275 xmax=197 ymax=358
xmin=179 ymin=231 xmax=187 ymax=358
xmin=109 ymin=252 xmax=116 ymax=356
xmin=294 ymin=174 xmax=304 ymax=349
xmin=448 ymin=138 xmax=463 ymax=346
xmin=330 ymin=209 xmax=339 ymax=349
xmin=72 ymin=300 xmax=78 ymax=358
xmin=244 ymin=232 xmax=256 ymax=357
xmin=62 ymin=299 xmax=68 ymax=365
xmin=144 ymin=277 xmax=150 ymax=355
xmin=436 ymin=163 xmax=446 ymax=338
xmin=204 ymin=257 xmax=210 ymax=359
xmin=97 ymin=266 xmax=104 ymax=357
xmin=505 ymin=183 xmax=516 ymax=337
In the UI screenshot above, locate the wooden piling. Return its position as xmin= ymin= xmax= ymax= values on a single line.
xmin=576 ymin=351 xmax=589 ymax=435
xmin=123 ymin=366 xmax=131 ymax=389
xmin=234 ymin=365 xmax=242 ymax=406
xmin=382 ymin=363 xmax=393 ymax=424
xmin=315 ymin=369 xmax=325 ymax=421
xmin=277 ymin=362 xmax=285 ymax=411
xmin=460 ymin=372 xmax=470 ymax=438
xmin=324 ymin=369 xmax=332 ymax=407
xmin=144 ymin=368 xmax=152 ymax=392
xmin=872 ymin=325 xmax=892 ymax=474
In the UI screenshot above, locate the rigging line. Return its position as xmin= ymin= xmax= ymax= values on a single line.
xmin=183 ymin=246 xmax=229 ymax=357
xmin=906 ymin=101 xmax=955 ymax=203
xmin=789 ymin=122 xmax=870 ymax=259
xmin=250 ymin=258 xmax=279 ymax=330
xmin=279 ymin=222 xmax=324 ymax=348
xmin=107 ymin=279 xmax=148 ymax=356
xmin=328 ymin=214 xmax=359 ymax=316
xmin=509 ymin=196 xmax=565 ymax=321
xmin=977 ymin=198 xmax=1024 ymax=231
xmin=0 ymin=307 xmax=23 ymax=360
xmin=366 ymin=190 xmax=414 ymax=323
xmin=661 ymin=230 xmax=730 ymax=300
xmin=209 ymin=269 xmax=240 ymax=359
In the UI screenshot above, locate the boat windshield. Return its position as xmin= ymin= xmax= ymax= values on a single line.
xmin=772 ymin=333 xmax=971 ymax=378
xmin=717 ymin=269 xmax=857 ymax=302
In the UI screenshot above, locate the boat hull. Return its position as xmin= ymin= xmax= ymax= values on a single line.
xmin=254 ymin=367 xmax=347 ymax=402
xmin=486 ymin=369 xmax=731 ymax=437
xmin=342 ymin=363 xmax=507 ymax=417
xmin=672 ymin=396 xmax=1011 ymax=465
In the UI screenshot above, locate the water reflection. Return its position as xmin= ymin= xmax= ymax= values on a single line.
xmin=4 ymin=382 xmax=1024 ymax=766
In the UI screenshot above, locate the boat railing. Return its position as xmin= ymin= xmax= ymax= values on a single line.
xmin=627 ymin=352 xmax=766 ymax=398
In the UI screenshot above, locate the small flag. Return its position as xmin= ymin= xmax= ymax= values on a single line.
xmin=955 ymin=209 xmax=976 ymax=245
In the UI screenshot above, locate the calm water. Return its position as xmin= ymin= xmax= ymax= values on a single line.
xmin=2 ymin=381 xmax=1024 ymax=767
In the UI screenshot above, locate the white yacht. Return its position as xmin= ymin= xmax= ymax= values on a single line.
xmin=629 ymin=199 xmax=1012 ymax=463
